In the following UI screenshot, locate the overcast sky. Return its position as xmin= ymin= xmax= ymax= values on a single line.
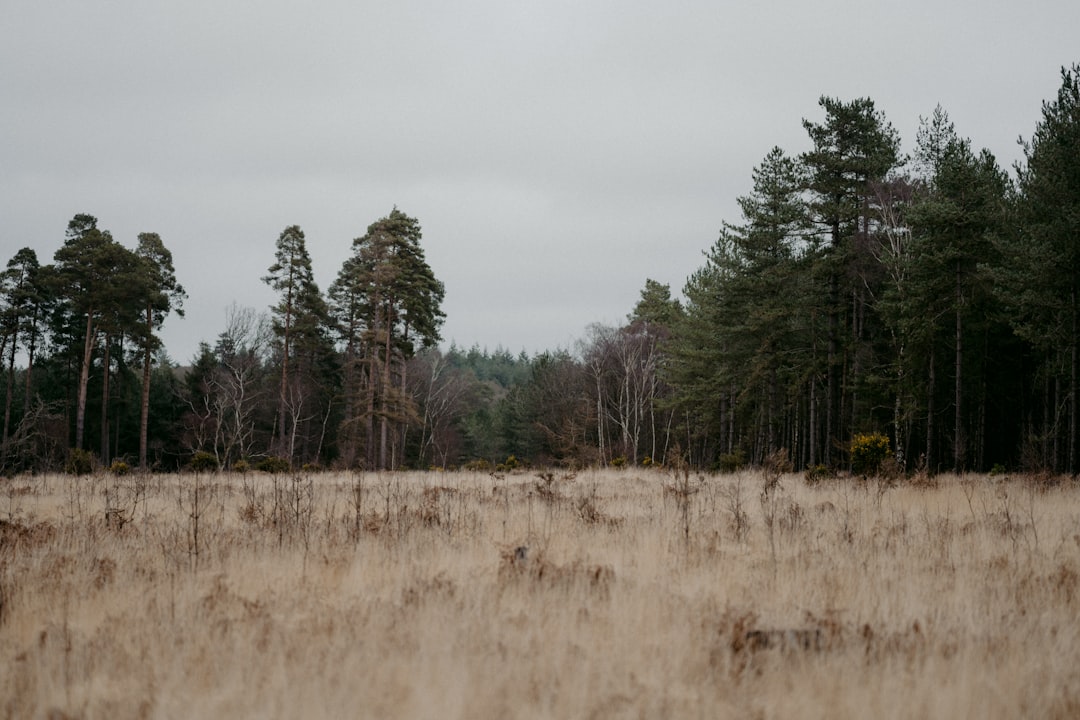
xmin=2 ymin=1 xmax=1077 ymax=363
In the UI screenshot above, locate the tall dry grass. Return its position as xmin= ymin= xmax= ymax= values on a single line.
xmin=1 ymin=467 xmax=1078 ymax=719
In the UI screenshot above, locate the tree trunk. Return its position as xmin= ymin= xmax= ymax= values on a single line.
xmin=1043 ymin=372 xmax=1051 ymax=469
xmin=113 ymin=338 xmax=123 ymax=462
xmin=954 ymin=263 xmax=964 ymax=472
xmin=2 ymin=330 xmax=15 ymax=458
xmin=365 ymin=346 xmax=376 ymax=469
xmin=380 ymin=311 xmax=393 ymax=470
xmin=926 ymin=343 xmax=936 ymax=473
xmin=140 ymin=305 xmax=153 ymax=469
xmin=809 ymin=377 xmax=817 ymax=467
xmin=278 ymin=291 xmax=292 ymax=459
xmin=826 ymin=305 xmax=836 ymax=467
xmin=768 ymin=368 xmax=777 ymax=455
xmin=23 ymin=317 xmax=37 ymax=413
xmin=1054 ymin=374 xmax=1062 ymax=470
xmin=274 ymin=258 xmax=297 ymax=460
xmin=100 ymin=337 xmax=112 ymax=465
xmin=75 ymin=312 xmax=97 ymax=451
xmin=1071 ymin=283 xmax=1078 ymax=473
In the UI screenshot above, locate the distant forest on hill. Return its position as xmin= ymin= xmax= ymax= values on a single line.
xmin=1 ymin=64 xmax=1079 ymax=475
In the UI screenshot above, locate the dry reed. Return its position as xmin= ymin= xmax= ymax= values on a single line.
xmin=1 ymin=468 xmax=1078 ymax=719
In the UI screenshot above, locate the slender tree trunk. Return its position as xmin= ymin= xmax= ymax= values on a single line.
xmin=75 ymin=312 xmax=97 ymax=451
xmin=278 ymin=311 xmax=291 ymax=458
xmin=718 ymin=386 xmax=728 ymax=456
xmin=825 ymin=216 xmax=842 ymax=468
xmin=595 ymin=370 xmax=605 ymax=463
xmin=926 ymin=343 xmax=936 ymax=473
xmin=826 ymin=305 xmax=836 ymax=467
xmin=954 ymin=264 xmax=964 ymax=473
xmin=2 ymin=329 xmax=16 ymax=458
xmin=850 ymin=289 xmax=859 ymax=437
xmin=340 ymin=317 xmax=361 ymax=467
xmin=380 ymin=312 xmax=393 ymax=470
xmin=1042 ymin=372 xmax=1050 ymax=470
xmin=768 ymin=368 xmax=777 ymax=455
xmin=365 ymin=345 xmax=376 ymax=469
xmin=100 ymin=337 xmax=111 ymax=465
xmin=23 ymin=319 xmax=37 ymax=412
xmin=399 ymin=359 xmax=408 ymax=468
xmin=978 ymin=362 xmax=987 ymax=470
xmin=893 ymin=334 xmax=906 ymax=470
xmin=140 ymin=305 xmax=153 ymax=469
xmin=809 ymin=377 xmax=817 ymax=467
xmin=365 ymin=294 xmax=382 ymax=469
xmin=728 ymin=384 xmax=736 ymax=456
xmin=1054 ymin=374 xmax=1061 ymax=470
xmin=113 ymin=338 xmax=123 ymax=462
xmin=1071 ymin=283 xmax=1078 ymax=473
xmin=315 ymin=396 xmax=333 ymax=467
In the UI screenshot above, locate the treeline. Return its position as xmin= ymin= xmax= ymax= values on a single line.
xmin=661 ymin=65 xmax=1080 ymax=475
xmin=1 ymin=65 xmax=1078 ymax=475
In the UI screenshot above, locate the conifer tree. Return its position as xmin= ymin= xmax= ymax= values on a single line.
xmin=263 ymin=225 xmax=326 ymax=463
xmin=999 ymin=64 xmax=1080 ymax=471
xmin=801 ymin=98 xmax=901 ymax=464
xmin=134 ymin=233 xmax=185 ymax=469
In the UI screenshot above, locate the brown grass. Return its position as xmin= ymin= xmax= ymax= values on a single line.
xmin=1 ymin=468 xmax=1079 ymax=719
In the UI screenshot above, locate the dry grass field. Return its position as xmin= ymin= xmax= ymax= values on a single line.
xmin=1 ymin=466 xmax=1079 ymax=719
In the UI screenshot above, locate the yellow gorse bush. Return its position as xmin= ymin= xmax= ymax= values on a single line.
xmin=850 ymin=432 xmax=891 ymax=476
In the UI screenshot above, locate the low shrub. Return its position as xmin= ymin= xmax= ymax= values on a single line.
xmin=804 ymin=464 xmax=832 ymax=485
xmin=109 ymin=460 xmax=130 ymax=476
xmin=719 ymin=450 xmax=745 ymax=473
xmin=189 ymin=451 xmax=219 ymax=473
xmin=850 ymin=432 xmax=891 ymax=477
xmin=257 ymin=456 xmax=291 ymax=474
xmin=66 ymin=448 xmax=96 ymax=476
xmin=496 ymin=455 xmax=525 ymax=473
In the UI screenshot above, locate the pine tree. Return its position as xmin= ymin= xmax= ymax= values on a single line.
xmin=1 ymin=248 xmax=46 ymax=464
xmin=263 ymin=225 xmax=325 ymax=463
xmin=51 ymin=215 xmax=145 ymax=454
xmin=909 ymin=109 xmax=1010 ymax=471
xmin=134 ymin=233 xmax=185 ymax=469
xmin=801 ymin=98 xmax=901 ymax=465
xmin=330 ymin=209 xmax=444 ymax=469
xmin=999 ymin=64 xmax=1080 ymax=471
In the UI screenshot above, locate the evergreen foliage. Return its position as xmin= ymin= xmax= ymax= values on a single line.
xmin=2 ymin=68 xmax=1079 ymax=474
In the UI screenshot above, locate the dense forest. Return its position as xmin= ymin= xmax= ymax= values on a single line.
xmin=2 ymin=65 xmax=1078 ymax=475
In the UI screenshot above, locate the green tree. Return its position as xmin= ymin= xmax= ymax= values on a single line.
xmin=1 ymin=248 xmax=47 ymax=465
xmin=330 ymin=209 xmax=444 ymax=469
xmin=263 ymin=225 xmax=325 ymax=463
xmin=629 ymin=279 xmax=683 ymax=329
xmin=801 ymin=97 xmax=901 ymax=465
xmin=998 ymin=64 xmax=1080 ymax=471
xmin=51 ymin=214 xmax=145 ymax=455
xmin=909 ymin=111 xmax=1010 ymax=471
xmin=867 ymin=173 xmax=922 ymax=467
xmin=665 ymin=260 xmax=731 ymax=466
xmin=134 ymin=233 xmax=185 ymax=469
xmin=666 ymin=147 xmax=813 ymax=467
xmin=722 ymin=147 xmax=811 ymax=463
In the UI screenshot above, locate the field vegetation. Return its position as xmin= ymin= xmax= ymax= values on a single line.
xmin=2 ymin=467 xmax=1079 ymax=718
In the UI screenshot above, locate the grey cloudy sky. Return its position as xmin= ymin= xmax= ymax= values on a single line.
xmin=2 ymin=1 xmax=1076 ymax=362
